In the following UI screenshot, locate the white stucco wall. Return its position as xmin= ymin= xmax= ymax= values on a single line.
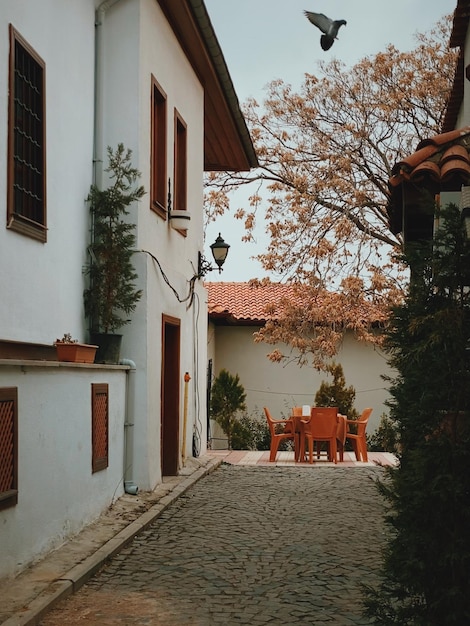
xmin=0 ymin=0 xmax=235 ymax=581
xmin=208 ymin=323 xmax=396 ymax=447
xmin=0 ymin=363 xmax=127 ymax=580
xmin=96 ymin=0 xmax=208 ymax=489
xmin=0 ymin=0 xmax=96 ymax=345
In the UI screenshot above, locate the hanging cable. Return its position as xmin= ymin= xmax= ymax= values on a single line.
xmin=140 ymin=249 xmax=198 ymax=308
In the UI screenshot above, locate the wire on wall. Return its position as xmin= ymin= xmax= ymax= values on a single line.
xmin=140 ymin=248 xmax=204 ymax=456
xmin=140 ymin=249 xmax=198 ymax=308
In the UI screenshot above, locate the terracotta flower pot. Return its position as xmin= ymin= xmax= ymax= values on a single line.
xmin=55 ymin=342 xmax=98 ymax=363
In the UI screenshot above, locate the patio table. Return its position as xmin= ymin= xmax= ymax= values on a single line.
xmin=291 ymin=409 xmax=347 ymax=462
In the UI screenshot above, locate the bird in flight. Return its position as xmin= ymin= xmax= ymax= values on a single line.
xmin=304 ymin=11 xmax=347 ymax=51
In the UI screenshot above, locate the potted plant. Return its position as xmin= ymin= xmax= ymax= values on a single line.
xmin=84 ymin=144 xmax=145 ymax=363
xmin=54 ymin=333 xmax=98 ymax=364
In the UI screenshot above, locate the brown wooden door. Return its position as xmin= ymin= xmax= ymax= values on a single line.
xmin=161 ymin=315 xmax=180 ymax=476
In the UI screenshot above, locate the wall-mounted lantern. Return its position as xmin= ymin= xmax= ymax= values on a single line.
xmin=198 ymin=233 xmax=230 ymax=278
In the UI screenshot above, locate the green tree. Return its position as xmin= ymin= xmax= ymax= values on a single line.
xmin=314 ymin=362 xmax=358 ymax=419
xmin=364 ymin=203 xmax=470 ymax=624
xmin=84 ymin=144 xmax=145 ymax=333
xmin=210 ymin=369 xmax=247 ymax=450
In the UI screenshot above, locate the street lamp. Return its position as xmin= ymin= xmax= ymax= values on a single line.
xmin=197 ymin=233 xmax=230 ymax=278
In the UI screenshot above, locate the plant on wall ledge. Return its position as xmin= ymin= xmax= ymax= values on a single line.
xmin=84 ymin=144 xmax=145 ymax=362
xmin=54 ymin=334 xmax=97 ymax=363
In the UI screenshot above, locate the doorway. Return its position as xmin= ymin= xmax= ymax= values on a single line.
xmin=161 ymin=315 xmax=180 ymax=476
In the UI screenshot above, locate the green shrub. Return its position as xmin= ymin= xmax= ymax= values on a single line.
xmin=367 ymin=413 xmax=400 ymax=453
xmin=231 ymin=413 xmax=266 ymax=450
xmin=314 ymin=362 xmax=359 ymax=418
xmin=231 ymin=411 xmax=294 ymax=452
xmin=210 ymin=369 xmax=246 ymax=450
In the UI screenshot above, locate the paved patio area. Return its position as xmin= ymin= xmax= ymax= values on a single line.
xmin=207 ymin=449 xmax=398 ymax=467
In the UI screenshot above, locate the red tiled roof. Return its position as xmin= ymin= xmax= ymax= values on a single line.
xmin=206 ymin=282 xmax=298 ymax=324
xmin=389 ymin=126 xmax=470 ymax=190
xmin=387 ymin=126 xmax=470 ymax=237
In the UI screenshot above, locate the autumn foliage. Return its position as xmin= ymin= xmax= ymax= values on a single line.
xmin=205 ymin=15 xmax=456 ymax=368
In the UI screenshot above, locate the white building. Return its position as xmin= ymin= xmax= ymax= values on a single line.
xmin=0 ymin=0 xmax=256 ymax=579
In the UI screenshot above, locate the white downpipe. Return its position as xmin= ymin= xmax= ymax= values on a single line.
xmin=120 ymin=358 xmax=138 ymax=495
xmin=94 ymin=1 xmax=135 ymax=494
xmin=94 ymin=0 xmax=124 ymax=187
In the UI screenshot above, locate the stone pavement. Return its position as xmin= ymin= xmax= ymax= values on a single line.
xmin=0 ymin=455 xmax=222 ymax=626
xmin=1 ymin=453 xmax=394 ymax=625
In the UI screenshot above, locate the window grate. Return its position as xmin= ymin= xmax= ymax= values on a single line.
xmin=92 ymin=384 xmax=109 ymax=473
xmin=0 ymin=388 xmax=18 ymax=510
xmin=8 ymin=25 xmax=46 ymax=241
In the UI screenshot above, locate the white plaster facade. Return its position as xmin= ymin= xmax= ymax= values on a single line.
xmin=0 ymin=364 xmax=127 ymax=578
xmin=0 ymin=0 xmax=255 ymax=579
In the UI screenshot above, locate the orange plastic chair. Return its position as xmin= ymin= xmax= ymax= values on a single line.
xmin=264 ymin=407 xmax=295 ymax=462
xmin=344 ymin=408 xmax=373 ymax=462
xmin=300 ymin=407 xmax=339 ymax=464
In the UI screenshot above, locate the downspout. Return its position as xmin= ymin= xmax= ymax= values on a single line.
xmin=94 ymin=0 xmax=125 ymax=187
xmin=120 ymin=358 xmax=138 ymax=495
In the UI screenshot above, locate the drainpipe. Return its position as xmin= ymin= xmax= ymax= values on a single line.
xmin=94 ymin=0 xmax=124 ymax=187
xmin=89 ymin=0 xmax=125 ymax=337
xmin=120 ymin=358 xmax=138 ymax=495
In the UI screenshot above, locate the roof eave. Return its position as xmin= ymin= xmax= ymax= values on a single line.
xmin=157 ymin=0 xmax=258 ymax=171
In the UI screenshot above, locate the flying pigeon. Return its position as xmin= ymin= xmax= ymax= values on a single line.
xmin=304 ymin=11 xmax=347 ymax=51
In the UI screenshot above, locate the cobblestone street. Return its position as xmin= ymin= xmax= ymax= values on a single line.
xmin=39 ymin=464 xmax=389 ymax=625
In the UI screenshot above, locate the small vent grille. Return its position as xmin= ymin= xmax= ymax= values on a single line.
xmin=92 ymin=384 xmax=108 ymax=473
xmin=0 ymin=388 xmax=18 ymax=510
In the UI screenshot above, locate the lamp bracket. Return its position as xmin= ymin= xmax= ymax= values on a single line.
xmin=197 ymin=251 xmax=219 ymax=279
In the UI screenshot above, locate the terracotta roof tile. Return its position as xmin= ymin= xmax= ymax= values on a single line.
xmin=388 ymin=126 xmax=470 ymax=237
xmin=389 ymin=127 xmax=470 ymax=188
xmin=206 ymin=282 xmax=298 ymax=324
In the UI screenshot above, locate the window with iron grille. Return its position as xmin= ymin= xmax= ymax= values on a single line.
xmin=92 ymin=384 xmax=108 ymax=473
xmin=0 ymin=388 xmax=18 ymax=511
xmin=151 ymin=77 xmax=167 ymax=218
xmin=7 ymin=25 xmax=47 ymax=242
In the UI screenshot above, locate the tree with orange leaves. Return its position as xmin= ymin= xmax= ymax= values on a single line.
xmin=205 ymin=15 xmax=456 ymax=369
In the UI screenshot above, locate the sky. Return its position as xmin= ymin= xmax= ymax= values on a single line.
xmin=203 ymin=0 xmax=457 ymax=282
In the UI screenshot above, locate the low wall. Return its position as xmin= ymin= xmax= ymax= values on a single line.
xmin=0 ymin=360 xmax=128 ymax=580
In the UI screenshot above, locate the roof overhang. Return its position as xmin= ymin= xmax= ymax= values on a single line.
xmin=387 ymin=127 xmax=470 ymax=240
xmin=157 ymin=0 xmax=258 ymax=171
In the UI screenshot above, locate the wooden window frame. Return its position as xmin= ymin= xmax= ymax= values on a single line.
xmin=0 ymin=388 xmax=18 ymax=511
xmin=150 ymin=76 xmax=167 ymax=218
xmin=91 ymin=383 xmax=109 ymax=473
xmin=7 ymin=24 xmax=47 ymax=242
xmin=174 ymin=111 xmax=187 ymax=216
